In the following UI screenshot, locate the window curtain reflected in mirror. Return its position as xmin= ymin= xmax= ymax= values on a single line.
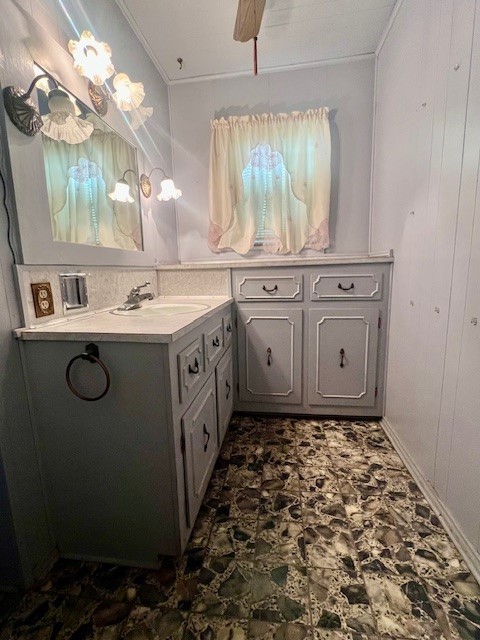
xmin=42 ymin=120 xmax=142 ymax=250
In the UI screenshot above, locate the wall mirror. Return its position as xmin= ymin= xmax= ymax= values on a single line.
xmin=36 ymin=70 xmax=143 ymax=252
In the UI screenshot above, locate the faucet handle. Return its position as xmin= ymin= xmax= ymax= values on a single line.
xmin=129 ymin=280 xmax=150 ymax=296
xmin=130 ymin=281 xmax=151 ymax=295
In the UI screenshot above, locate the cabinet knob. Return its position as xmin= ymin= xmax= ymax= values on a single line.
xmin=340 ymin=348 xmax=345 ymax=368
xmin=267 ymin=347 xmax=272 ymax=366
xmin=212 ymin=336 xmax=220 ymax=347
xmin=226 ymin=323 xmax=232 ymax=333
xmin=226 ymin=380 xmax=231 ymax=399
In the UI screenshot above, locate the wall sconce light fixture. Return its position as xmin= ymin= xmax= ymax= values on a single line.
xmin=140 ymin=168 xmax=182 ymax=201
xmin=68 ymin=30 xmax=114 ymax=117
xmin=41 ymin=88 xmax=94 ymax=144
xmin=68 ymin=30 xmax=153 ymax=127
xmin=108 ymin=169 xmax=136 ymax=203
xmin=3 ymin=73 xmax=55 ymax=136
xmin=3 ymin=72 xmax=92 ymax=143
xmin=112 ymin=73 xmax=145 ymax=111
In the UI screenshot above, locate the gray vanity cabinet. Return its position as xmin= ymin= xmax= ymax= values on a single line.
xmin=233 ymin=262 xmax=390 ymax=416
xmin=308 ymin=308 xmax=379 ymax=407
xmin=237 ymin=307 xmax=303 ymax=404
xmin=20 ymin=302 xmax=234 ymax=567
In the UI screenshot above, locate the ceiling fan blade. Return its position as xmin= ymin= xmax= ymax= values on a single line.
xmin=233 ymin=0 xmax=266 ymax=42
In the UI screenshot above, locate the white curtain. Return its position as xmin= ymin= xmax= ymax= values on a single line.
xmin=209 ymin=108 xmax=331 ymax=255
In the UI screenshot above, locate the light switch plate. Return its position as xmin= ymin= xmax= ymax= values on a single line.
xmin=31 ymin=282 xmax=54 ymax=318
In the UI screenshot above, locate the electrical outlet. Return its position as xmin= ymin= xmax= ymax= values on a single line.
xmin=31 ymin=282 xmax=54 ymax=318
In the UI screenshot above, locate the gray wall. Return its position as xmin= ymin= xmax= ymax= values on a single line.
xmin=0 ymin=0 xmax=178 ymax=266
xmin=0 ymin=101 xmax=54 ymax=588
xmin=371 ymin=0 xmax=480 ymax=570
xmin=170 ymin=57 xmax=375 ymax=262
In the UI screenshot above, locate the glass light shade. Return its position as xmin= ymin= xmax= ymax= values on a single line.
xmin=157 ymin=178 xmax=182 ymax=201
xmin=68 ymin=31 xmax=114 ymax=86
xmin=108 ymin=179 xmax=134 ymax=203
xmin=41 ymin=89 xmax=94 ymax=144
xmin=129 ymin=105 xmax=154 ymax=130
xmin=112 ymin=73 xmax=145 ymax=111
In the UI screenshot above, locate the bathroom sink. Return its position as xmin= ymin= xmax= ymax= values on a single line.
xmin=112 ymin=302 xmax=210 ymax=317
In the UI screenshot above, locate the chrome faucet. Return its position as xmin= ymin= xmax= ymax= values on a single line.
xmin=117 ymin=281 xmax=154 ymax=311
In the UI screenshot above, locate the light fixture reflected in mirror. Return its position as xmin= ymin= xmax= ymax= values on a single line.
xmin=157 ymin=178 xmax=182 ymax=201
xmin=140 ymin=168 xmax=182 ymax=201
xmin=108 ymin=169 xmax=136 ymax=203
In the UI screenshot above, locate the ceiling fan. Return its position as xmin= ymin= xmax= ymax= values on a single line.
xmin=233 ymin=0 xmax=266 ymax=75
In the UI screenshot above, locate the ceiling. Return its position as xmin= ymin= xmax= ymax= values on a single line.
xmin=116 ymin=0 xmax=397 ymax=84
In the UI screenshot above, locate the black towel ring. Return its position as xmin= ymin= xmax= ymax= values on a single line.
xmin=66 ymin=343 xmax=111 ymax=402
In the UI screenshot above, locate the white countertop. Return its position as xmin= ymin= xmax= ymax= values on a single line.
xmin=156 ymin=252 xmax=393 ymax=271
xmin=16 ymin=296 xmax=233 ymax=344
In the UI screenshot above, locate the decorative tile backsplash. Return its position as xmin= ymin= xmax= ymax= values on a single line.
xmin=157 ymin=269 xmax=230 ymax=297
xmin=17 ymin=266 xmax=158 ymax=328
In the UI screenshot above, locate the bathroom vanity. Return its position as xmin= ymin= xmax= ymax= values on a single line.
xmin=232 ymin=262 xmax=390 ymax=416
xmin=18 ymin=297 xmax=233 ymax=566
xmin=16 ymin=255 xmax=391 ymax=567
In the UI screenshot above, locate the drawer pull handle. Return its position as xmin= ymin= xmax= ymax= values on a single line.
xmin=188 ymin=358 xmax=199 ymax=375
xmin=262 ymin=284 xmax=278 ymax=294
xmin=340 ymin=348 xmax=345 ymax=368
xmin=267 ymin=347 xmax=272 ymax=366
xmin=226 ymin=323 xmax=232 ymax=333
xmin=212 ymin=336 xmax=220 ymax=347
xmin=338 ymin=282 xmax=354 ymax=291
xmin=226 ymin=380 xmax=231 ymax=399
xmin=203 ymin=424 xmax=211 ymax=452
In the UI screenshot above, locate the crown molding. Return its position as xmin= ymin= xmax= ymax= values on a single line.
xmin=114 ymin=0 xmax=171 ymax=85
xmin=169 ymin=53 xmax=376 ymax=86
xmin=376 ymin=0 xmax=404 ymax=56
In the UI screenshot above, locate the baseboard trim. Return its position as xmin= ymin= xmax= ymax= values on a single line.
xmin=61 ymin=553 xmax=160 ymax=570
xmin=380 ymin=417 xmax=480 ymax=583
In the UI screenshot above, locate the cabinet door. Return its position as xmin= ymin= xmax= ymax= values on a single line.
xmin=308 ymin=308 xmax=379 ymax=407
xmin=205 ymin=320 xmax=224 ymax=368
xmin=216 ymin=348 xmax=233 ymax=445
xmin=182 ymin=375 xmax=218 ymax=527
xmin=238 ymin=308 xmax=302 ymax=404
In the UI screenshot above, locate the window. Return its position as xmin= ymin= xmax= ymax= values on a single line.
xmin=208 ymin=108 xmax=331 ymax=256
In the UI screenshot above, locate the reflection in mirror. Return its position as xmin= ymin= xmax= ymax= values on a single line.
xmin=37 ymin=73 xmax=143 ymax=251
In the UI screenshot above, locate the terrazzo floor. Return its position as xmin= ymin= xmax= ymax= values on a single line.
xmin=1 ymin=416 xmax=479 ymax=640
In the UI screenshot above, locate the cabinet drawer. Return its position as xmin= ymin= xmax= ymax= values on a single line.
xmin=223 ymin=312 xmax=234 ymax=348
xmin=182 ymin=375 xmax=218 ymax=528
xmin=177 ymin=336 xmax=205 ymax=403
xmin=216 ymin=347 xmax=233 ymax=445
xmin=234 ymin=273 xmax=303 ymax=301
xmin=205 ymin=321 xmax=224 ymax=368
xmin=311 ymin=272 xmax=383 ymax=300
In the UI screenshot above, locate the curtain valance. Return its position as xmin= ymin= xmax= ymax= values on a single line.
xmin=208 ymin=107 xmax=331 ymax=255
